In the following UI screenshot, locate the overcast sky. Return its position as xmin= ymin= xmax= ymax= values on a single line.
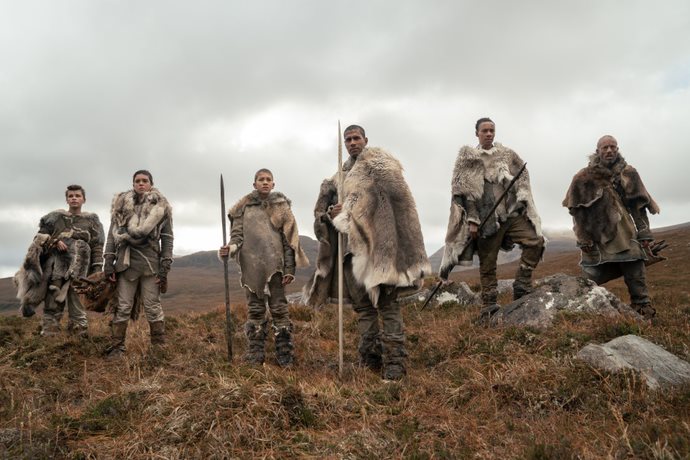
xmin=1 ymin=0 xmax=689 ymax=278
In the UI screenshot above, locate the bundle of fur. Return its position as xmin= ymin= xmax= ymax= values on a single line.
xmin=72 ymin=272 xmax=117 ymax=313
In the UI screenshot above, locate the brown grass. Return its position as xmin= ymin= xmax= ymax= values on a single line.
xmin=1 ymin=226 xmax=689 ymax=458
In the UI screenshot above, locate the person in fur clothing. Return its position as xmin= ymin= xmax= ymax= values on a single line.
xmin=103 ymin=170 xmax=173 ymax=357
xmin=439 ymin=118 xmax=544 ymax=320
xmin=563 ymin=135 xmax=659 ymax=319
xmin=15 ymin=184 xmax=104 ymax=336
xmin=219 ymin=168 xmax=308 ymax=366
xmin=303 ymin=125 xmax=430 ymax=380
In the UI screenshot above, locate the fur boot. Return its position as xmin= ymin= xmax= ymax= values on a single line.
xmin=244 ymin=321 xmax=267 ymax=365
xmin=273 ymin=324 xmax=294 ymax=367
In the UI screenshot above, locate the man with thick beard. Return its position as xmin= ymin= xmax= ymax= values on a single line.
xmin=563 ymin=135 xmax=659 ymax=319
xmin=304 ymin=125 xmax=430 ymax=380
xmin=103 ymin=170 xmax=174 ymax=357
xmin=15 ymin=184 xmax=104 ymax=337
xmin=439 ymin=118 xmax=544 ymax=320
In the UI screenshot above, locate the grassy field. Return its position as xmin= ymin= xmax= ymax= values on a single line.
xmin=0 ymin=225 xmax=688 ymax=458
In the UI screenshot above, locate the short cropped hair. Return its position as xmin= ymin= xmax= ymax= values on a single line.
xmin=254 ymin=168 xmax=274 ymax=182
xmin=475 ymin=117 xmax=494 ymax=133
xmin=132 ymin=169 xmax=154 ymax=185
xmin=344 ymin=124 xmax=366 ymax=137
xmin=65 ymin=184 xmax=85 ymax=199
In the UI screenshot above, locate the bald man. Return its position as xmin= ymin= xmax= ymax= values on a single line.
xmin=563 ymin=135 xmax=660 ymax=319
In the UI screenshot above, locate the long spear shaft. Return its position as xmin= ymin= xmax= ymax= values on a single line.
xmin=220 ymin=174 xmax=233 ymax=361
xmin=337 ymin=121 xmax=344 ymax=377
xmin=420 ymin=162 xmax=529 ymax=310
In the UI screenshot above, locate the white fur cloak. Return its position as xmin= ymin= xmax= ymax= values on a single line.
xmin=331 ymin=147 xmax=430 ymax=306
xmin=439 ymin=143 xmax=542 ymax=276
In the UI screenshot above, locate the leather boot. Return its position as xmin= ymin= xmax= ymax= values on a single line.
xmin=381 ymin=337 xmax=407 ymax=381
xmin=513 ymin=264 xmax=535 ymax=300
xmin=244 ymin=321 xmax=267 ymax=365
xmin=274 ymin=324 xmax=294 ymax=367
xmin=358 ymin=332 xmax=382 ymax=371
xmin=149 ymin=320 xmax=166 ymax=345
xmin=106 ymin=321 xmax=128 ymax=359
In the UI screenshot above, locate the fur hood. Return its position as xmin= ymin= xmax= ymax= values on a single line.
xmin=331 ymin=147 xmax=430 ymax=306
xmin=229 ymin=190 xmax=308 ymax=268
xmin=439 ymin=143 xmax=542 ymax=275
xmin=110 ymin=188 xmax=172 ymax=246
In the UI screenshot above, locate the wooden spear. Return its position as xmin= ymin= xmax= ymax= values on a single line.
xmin=337 ymin=121 xmax=344 ymax=377
xmin=220 ymin=174 xmax=233 ymax=361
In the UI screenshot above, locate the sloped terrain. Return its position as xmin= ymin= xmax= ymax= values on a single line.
xmin=0 ymin=225 xmax=689 ymax=458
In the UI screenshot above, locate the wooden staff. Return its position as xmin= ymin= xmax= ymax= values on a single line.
xmin=220 ymin=174 xmax=233 ymax=361
xmin=337 ymin=121 xmax=344 ymax=377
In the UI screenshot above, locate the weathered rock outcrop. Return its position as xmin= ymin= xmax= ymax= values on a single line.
xmin=492 ymin=273 xmax=638 ymax=329
xmin=577 ymin=335 xmax=690 ymax=390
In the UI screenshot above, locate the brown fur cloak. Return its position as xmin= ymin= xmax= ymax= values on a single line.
xmin=14 ymin=210 xmax=104 ymax=317
xmin=229 ymin=191 xmax=309 ymax=268
xmin=439 ymin=144 xmax=542 ymax=275
xmin=562 ymin=154 xmax=659 ymax=248
xmin=305 ymin=147 xmax=430 ymax=307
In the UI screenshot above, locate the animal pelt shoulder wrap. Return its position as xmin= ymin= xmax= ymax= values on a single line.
xmin=228 ymin=190 xmax=308 ymax=268
xmin=110 ymin=188 xmax=172 ymax=246
xmin=14 ymin=210 xmax=102 ymax=316
xmin=439 ymin=144 xmax=542 ymax=275
xmin=331 ymin=147 xmax=430 ymax=305
xmin=562 ymin=154 xmax=659 ymax=245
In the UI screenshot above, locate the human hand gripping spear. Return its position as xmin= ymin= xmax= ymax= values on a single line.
xmin=220 ymin=175 xmax=233 ymax=361
xmin=420 ymin=162 xmax=529 ymax=310
xmin=337 ymin=121 xmax=344 ymax=377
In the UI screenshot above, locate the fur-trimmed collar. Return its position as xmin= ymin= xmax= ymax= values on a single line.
xmin=229 ymin=190 xmax=290 ymax=217
xmin=110 ymin=188 xmax=172 ymax=244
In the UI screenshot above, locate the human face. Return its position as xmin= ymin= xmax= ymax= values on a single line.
xmin=344 ymin=129 xmax=368 ymax=158
xmin=133 ymin=174 xmax=153 ymax=194
xmin=253 ymin=172 xmax=275 ymax=198
xmin=66 ymin=190 xmax=85 ymax=211
xmin=596 ymin=136 xmax=619 ymax=166
xmin=476 ymin=121 xmax=495 ymax=150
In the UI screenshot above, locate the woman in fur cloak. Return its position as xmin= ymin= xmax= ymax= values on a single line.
xmin=303 ymin=125 xmax=430 ymax=380
xmin=220 ymin=168 xmax=308 ymax=367
xmin=563 ymin=135 xmax=659 ymax=319
xmin=103 ymin=170 xmax=173 ymax=357
xmin=14 ymin=185 xmax=104 ymax=336
xmin=439 ymin=118 xmax=544 ymax=319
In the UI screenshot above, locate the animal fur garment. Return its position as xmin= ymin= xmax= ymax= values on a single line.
xmin=440 ymin=144 xmax=542 ymax=275
xmin=302 ymin=178 xmax=348 ymax=307
xmin=229 ymin=191 xmax=308 ymax=295
xmin=563 ymin=153 xmax=659 ymax=247
xmin=229 ymin=191 xmax=309 ymax=268
xmin=109 ymin=188 xmax=172 ymax=246
xmin=14 ymin=210 xmax=103 ymax=316
xmin=330 ymin=147 xmax=430 ymax=306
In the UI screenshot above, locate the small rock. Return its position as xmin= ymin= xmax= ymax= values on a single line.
xmin=577 ymin=335 xmax=690 ymax=390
